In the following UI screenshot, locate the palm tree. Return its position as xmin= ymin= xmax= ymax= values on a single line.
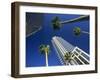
xmin=39 ymin=44 xmax=50 ymax=67
xmin=52 ymin=16 xmax=61 ymax=30
xmin=73 ymin=27 xmax=89 ymax=36
xmin=51 ymin=15 xmax=89 ymax=30
xmin=64 ymin=52 xmax=72 ymax=65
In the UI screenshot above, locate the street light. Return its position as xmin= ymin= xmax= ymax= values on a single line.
xmin=51 ymin=15 xmax=89 ymax=30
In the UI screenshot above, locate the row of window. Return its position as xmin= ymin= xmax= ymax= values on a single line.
xmin=71 ymin=48 xmax=89 ymax=65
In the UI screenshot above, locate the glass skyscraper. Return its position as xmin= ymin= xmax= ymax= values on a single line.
xmin=52 ymin=36 xmax=90 ymax=65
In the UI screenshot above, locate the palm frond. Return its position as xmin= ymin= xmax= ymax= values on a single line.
xmin=73 ymin=27 xmax=81 ymax=36
xmin=51 ymin=16 xmax=61 ymax=30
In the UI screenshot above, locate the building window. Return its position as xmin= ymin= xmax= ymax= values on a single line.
xmin=71 ymin=54 xmax=74 ymax=57
xmin=74 ymin=51 xmax=79 ymax=56
xmin=79 ymin=56 xmax=89 ymax=64
xmin=74 ymin=57 xmax=83 ymax=65
xmin=81 ymin=52 xmax=89 ymax=60
xmin=76 ymin=48 xmax=81 ymax=53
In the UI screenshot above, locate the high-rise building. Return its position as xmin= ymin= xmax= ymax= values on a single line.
xmin=52 ymin=36 xmax=90 ymax=65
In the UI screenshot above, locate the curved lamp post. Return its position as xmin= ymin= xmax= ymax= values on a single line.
xmin=51 ymin=15 xmax=89 ymax=30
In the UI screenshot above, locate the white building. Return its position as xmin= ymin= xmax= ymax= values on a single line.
xmin=52 ymin=36 xmax=90 ymax=65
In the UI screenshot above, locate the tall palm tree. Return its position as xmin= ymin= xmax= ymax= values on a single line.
xmin=51 ymin=15 xmax=89 ymax=30
xmin=64 ymin=52 xmax=72 ymax=65
xmin=39 ymin=44 xmax=50 ymax=67
xmin=73 ymin=27 xmax=89 ymax=36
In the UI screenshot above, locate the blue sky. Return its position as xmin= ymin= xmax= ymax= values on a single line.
xmin=26 ymin=13 xmax=89 ymax=67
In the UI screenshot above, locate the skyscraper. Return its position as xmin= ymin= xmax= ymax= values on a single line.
xmin=52 ymin=36 xmax=89 ymax=65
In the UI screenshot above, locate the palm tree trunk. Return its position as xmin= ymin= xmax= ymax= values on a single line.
xmin=82 ymin=31 xmax=89 ymax=34
xmin=60 ymin=15 xmax=89 ymax=24
xmin=45 ymin=52 xmax=48 ymax=67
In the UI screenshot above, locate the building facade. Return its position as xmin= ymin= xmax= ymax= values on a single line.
xmin=52 ymin=36 xmax=89 ymax=65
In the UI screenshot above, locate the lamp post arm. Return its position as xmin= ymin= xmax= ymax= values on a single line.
xmin=60 ymin=15 xmax=89 ymax=24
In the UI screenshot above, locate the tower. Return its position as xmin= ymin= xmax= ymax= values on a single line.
xmin=52 ymin=36 xmax=89 ymax=65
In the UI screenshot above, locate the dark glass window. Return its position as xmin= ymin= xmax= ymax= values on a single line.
xmin=81 ymin=52 xmax=90 ymax=60
xmin=74 ymin=51 xmax=79 ymax=56
xmin=79 ymin=56 xmax=89 ymax=64
xmin=74 ymin=57 xmax=83 ymax=65
xmin=71 ymin=54 xmax=74 ymax=57
xmin=76 ymin=48 xmax=81 ymax=53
